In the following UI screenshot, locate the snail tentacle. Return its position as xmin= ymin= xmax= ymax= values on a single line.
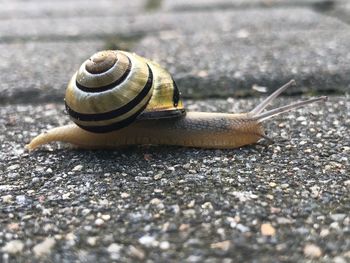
xmin=250 ymin=79 xmax=296 ymax=115
xmin=253 ymin=96 xmax=327 ymax=122
xmin=248 ymin=79 xmax=327 ymax=122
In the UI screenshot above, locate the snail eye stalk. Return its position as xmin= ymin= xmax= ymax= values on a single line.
xmin=249 ymin=80 xmax=327 ymax=122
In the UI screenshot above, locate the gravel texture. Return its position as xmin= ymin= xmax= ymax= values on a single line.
xmin=1 ymin=97 xmax=349 ymax=262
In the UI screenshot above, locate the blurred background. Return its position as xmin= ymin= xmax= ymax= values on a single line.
xmin=1 ymin=0 xmax=349 ymax=105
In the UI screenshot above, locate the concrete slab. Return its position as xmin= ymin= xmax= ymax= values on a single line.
xmin=1 ymin=97 xmax=349 ymax=262
xmin=0 ymin=41 xmax=104 ymax=104
xmin=2 ymin=7 xmax=346 ymax=42
xmin=0 ymin=15 xmax=165 ymax=43
xmin=129 ymin=8 xmax=350 ymax=96
xmin=134 ymin=24 xmax=350 ymax=97
xmin=1 ymin=8 xmax=349 ymax=103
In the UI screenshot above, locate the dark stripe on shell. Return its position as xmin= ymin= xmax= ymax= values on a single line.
xmin=65 ymin=64 xmax=154 ymax=122
xmin=172 ymin=78 xmax=180 ymax=107
xmin=76 ymin=57 xmax=132 ymax=93
xmin=75 ymin=101 xmax=149 ymax=133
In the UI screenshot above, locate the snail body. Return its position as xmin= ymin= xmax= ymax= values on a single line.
xmin=26 ymin=51 xmax=327 ymax=150
xmin=26 ymin=112 xmax=263 ymax=150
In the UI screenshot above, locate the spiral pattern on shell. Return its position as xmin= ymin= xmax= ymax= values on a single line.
xmin=65 ymin=50 xmax=184 ymax=133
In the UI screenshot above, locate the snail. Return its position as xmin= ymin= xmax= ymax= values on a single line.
xmin=26 ymin=50 xmax=327 ymax=150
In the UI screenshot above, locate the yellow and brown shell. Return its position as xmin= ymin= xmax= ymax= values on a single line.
xmin=65 ymin=50 xmax=185 ymax=133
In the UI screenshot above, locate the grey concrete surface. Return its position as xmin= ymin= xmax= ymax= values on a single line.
xmin=0 ymin=41 xmax=104 ymax=104
xmin=1 ymin=8 xmax=350 ymax=103
xmin=134 ymin=14 xmax=350 ymax=98
xmin=0 ymin=0 xmax=349 ymax=262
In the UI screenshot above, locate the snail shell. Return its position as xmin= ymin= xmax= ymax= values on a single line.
xmin=65 ymin=50 xmax=185 ymax=133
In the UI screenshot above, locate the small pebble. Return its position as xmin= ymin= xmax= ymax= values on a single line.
xmin=86 ymin=237 xmax=97 ymax=246
xmin=269 ymin=182 xmax=277 ymax=187
xmin=15 ymin=195 xmax=28 ymax=205
xmin=150 ymin=198 xmax=161 ymax=205
xmin=153 ymin=173 xmax=163 ymax=180
xmin=280 ymin=183 xmax=289 ymax=189
xmin=179 ymin=224 xmax=190 ymax=231
xmin=107 ymin=243 xmax=122 ymax=253
xmin=310 ymin=185 xmax=320 ymax=198
xmin=120 ymin=192 xmax=130 ymax=198
xmin=182 ymin=209 xmax=196 ymax=217
xmin=159 ymin=241 xmax=170 ymax=250
xmin=66 ymin=232 xmax=76 ymax=241
xmin=138 ymin=235 xmax=157 ymax=247
xmin=72 ymin=165 xmax=83 ymax=172
xmin=183 ymin=163 xmax=191 ymax=169
xmin=95 ymin=218 xmax=104 ymax=226
xmin=261 ymin=223 xmax=276 ymax=236
xmin=277 ymin=217 xmax=293 ymax=224
xmin=320 ymin=228 xmax=330 ymax=237
xmin=236 ymin=224 xmax=250 ymax=233
xmin=81 ymin=209 xmax=91 ymax=216
xmin=201 ymin=202 xmax=213 ymax=210
xmin=299 ymin=140 xmax=307 ymax=145
xmin=270 ymin=207 xmax=281 ymax=213
xmin=296 ymin=116 xmax=307 ymax=122
xmin=129 ymin=245 xmax=145 ymax=260
xmin=7 ymin=164 xmax=20 ymax=171
xmin=330 ymin=222 xmax=340 ymax=230
xmin=101 ymin=214 xmax=111 ymax=221
xmin=266 ymin=194 xmax=274 ymax=200
xmin=2 ymin=195 xmax=13 ymax=203
xmin=303 ymin=244 xmax=322 ymax=258
xmin=107 ymin=243 xmax=122 ymax=260
xmin=330 ymin=214 xmax=346 ymax=222
xmin=33 ymin=238 xmax=56 ymax=257
xmin=62 ymin=193 xmax=70 ymax=200
xmin=167 ymin=166 xmax=175 ymax=171
xmin=187 ymin=200 xmax=195 ymax=208
xmin=2 ymin=240 xmax=24 ymax=254
xmin=7 ymin=223 xmax=19 ymax=231
xmin=210 ymin=240 xmax=231 ymax=251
